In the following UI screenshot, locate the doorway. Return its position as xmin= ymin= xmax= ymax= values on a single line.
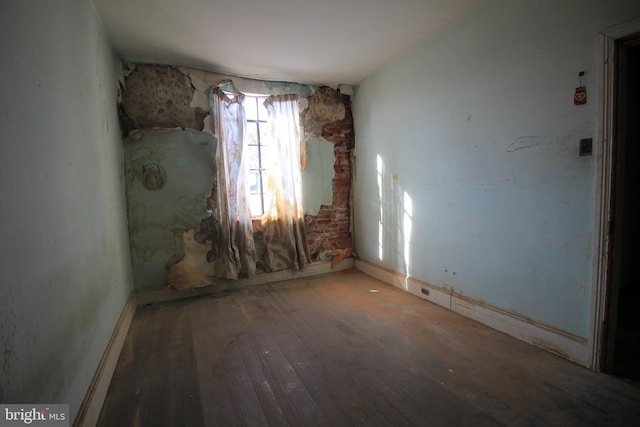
xmin=603 ymin=35 xmax=640 ymax=382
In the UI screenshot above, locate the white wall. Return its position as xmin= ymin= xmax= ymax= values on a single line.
xmin=354 ymin=0 xmax=640 ymax=339
xmin=0 ymin=0 xmax=133 ymax=419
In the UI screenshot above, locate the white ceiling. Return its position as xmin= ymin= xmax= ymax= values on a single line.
xmin=94 ymin=0 xmax=482 ymax=86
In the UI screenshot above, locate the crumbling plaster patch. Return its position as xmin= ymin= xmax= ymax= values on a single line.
xmin=303 ymin=87 xmax=347 ymax=140
xmin=119 ymin=65 xmax=205 ymax=135
xmin=181 ymin=66 xmax=316 ymax=98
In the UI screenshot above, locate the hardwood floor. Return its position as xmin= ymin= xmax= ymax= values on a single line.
xmin=98 ymin=269 xmax=640 ymax=426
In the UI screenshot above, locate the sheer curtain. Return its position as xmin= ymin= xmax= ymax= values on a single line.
xmin=261 ymin=94 xmax=310 ymax=271
xmin=207 ymin=87 xmax=256 ymax=279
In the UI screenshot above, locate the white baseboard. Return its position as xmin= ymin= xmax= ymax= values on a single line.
xmin=355 ymin=259 xmax=452 ymax=310
xmin=136 ymin=258 xmax=356 ymax=305
xmin=355 ymin=259 xmax=591 ymax=367
xmin=74 ymin=291 xmax=137 ymax=427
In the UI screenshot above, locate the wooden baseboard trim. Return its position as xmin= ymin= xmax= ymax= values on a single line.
xmin=355 ymin=259 xmax=591 ymax=367
xmin=74 ymin=291 xmax=137 ymax=427
xmin=135 ymin=258 xmax=356 ymax=305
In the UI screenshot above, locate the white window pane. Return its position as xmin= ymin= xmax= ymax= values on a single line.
xmin=249 ymin=194 xmax=263 ymax=216
xmin=247 ymin=170 xmax=261 ymax=193
xmin=245 ymin=146 xmax=260 ymax=170
xmin=246 ymin=122 xmax=258 ymax=145
xmin=259 ymin=124 xmax=269 ymax=145
xmin=244 ymin=96 xmax=257 ymax=121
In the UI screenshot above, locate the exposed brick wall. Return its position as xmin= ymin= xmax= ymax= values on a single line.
xmin=304 ymin=91 xmax=354 ymax=261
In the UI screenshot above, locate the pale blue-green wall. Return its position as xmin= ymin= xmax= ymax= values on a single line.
xmin=302 ymin=138 xmax=335 ymax=215
xmin=0 ymin=0 xmax=133 ymax=419
xmin=124 ymin=130 xmax=216 ymax=288
xmin=354 ymin=0 xmax=640 ymax=338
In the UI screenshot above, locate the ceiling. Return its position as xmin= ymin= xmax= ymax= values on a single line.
xmin=94 ymin=0 xmax=482 ymax=87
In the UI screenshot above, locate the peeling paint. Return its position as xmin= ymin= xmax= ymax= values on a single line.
xmin=190 ymin=89 xmax=209 ymax=110
xmin=180 ymin=66 xmax=316 ymax=98
xmin=124 ymin=129 xmax=216 ymax=287
xmin=182 ymin=228 xmax=216 ymax=276
xmin=264 ymin=80 xmax=315 ymax=98
xmin=122 ymin=62 xmax=136 ymax=77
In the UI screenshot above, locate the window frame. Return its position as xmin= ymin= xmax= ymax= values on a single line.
xmin=244 ymin=95 xmax=270 ymax=218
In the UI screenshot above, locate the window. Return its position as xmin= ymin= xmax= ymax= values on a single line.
xmin=210 ymin=88 xmax=308 ymax=276
xmin=244 ymin=95 xmax=270 ymax=217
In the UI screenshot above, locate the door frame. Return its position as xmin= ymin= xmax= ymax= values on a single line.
xmin=591 ymin=17 xmax=640 ymax=371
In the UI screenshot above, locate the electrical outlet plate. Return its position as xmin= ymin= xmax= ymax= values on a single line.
xmin=579 ymin=138 xmax=593 ymax=156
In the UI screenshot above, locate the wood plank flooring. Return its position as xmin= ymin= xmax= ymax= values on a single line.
xmin=98 ymin=269 xmax=640 ymax=426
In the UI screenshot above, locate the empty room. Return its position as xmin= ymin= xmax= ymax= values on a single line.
xmin=2 ymin=0 xmax=640 ymax=425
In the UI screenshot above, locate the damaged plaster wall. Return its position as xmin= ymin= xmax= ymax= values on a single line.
xmin=120 ymin=65 xmax=206 ymax=133
xmin=120 ymin=64 xmax=354 ymax=287
xmin=124 ymin=129 xmax=216 ymax=288
xmin=0 ymin=0 xmax=133 ymax=420
xmin=303 ymin=87 xmax=354 ymax=260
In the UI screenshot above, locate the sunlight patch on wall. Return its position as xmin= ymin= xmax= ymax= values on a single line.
xmin=403 ymin=191 xmax=413 ymax=279
xmin=377 ymin=154 xmax=384 ymax=261
xmin=375 ymin=153 xmax=413 ymax=286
